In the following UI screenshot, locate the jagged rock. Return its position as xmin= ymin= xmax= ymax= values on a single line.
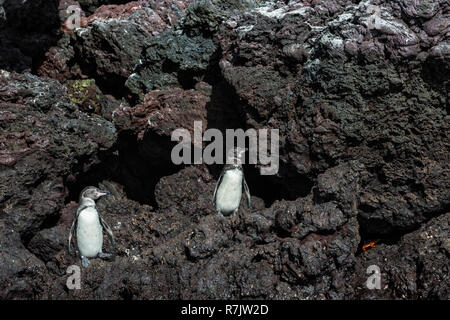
xmin=0 ymin=71 xmax=116 ymax=233
xmin=183 ymin=0 xmax=270 ymax=35
xmin=38 ymin=0 xmax=194 ymax=85
xmin=155 ymin=166 xmax=216 ymax=217
xmin=36 ymin=1 xmax=86 ymax=82
xmin=113 ymin=85 xmax=209 ymax=138
xmin=125 ymin=29 xmax=215 ymax=99
xmin=72 ymin=2 xmax=169 ymax=88
xmin=185 ymin=215 xmax=232 ymax=259
xmin=0 ymin=222 xmax=48 ymax=299
xmin=27 ymin=226 xmax=67 ymax=263
xmin=218 ymin=0 xmax=450 ymax=234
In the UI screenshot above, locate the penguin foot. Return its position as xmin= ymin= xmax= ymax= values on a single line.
xmin=217 ymin=211 xmax=224 ymax=217
xmin=98 ymin=252 xmax=113 ymax=259
xmin=230 ymin=209 xmax=239 ymax=218
xmin=81 ymin=256 xmax=90 ymax=268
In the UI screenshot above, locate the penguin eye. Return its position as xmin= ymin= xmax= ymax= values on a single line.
xmin=83 ymin=189 xmax=95 ymax=198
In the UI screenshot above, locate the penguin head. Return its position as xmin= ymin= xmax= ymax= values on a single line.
xmin=226 ymin=147 xmax=248 ymax=166
xmin=79 ymin=186 xmax=110 ymax=202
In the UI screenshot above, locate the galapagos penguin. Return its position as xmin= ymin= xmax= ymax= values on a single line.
xmin=68 ymin=186 xmax=115 ymax=267
xmin=213 ymin=147 xmax=251 ymax=217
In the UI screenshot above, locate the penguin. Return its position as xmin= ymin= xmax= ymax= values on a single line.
xmin=68 ymin=186 xmax=115 ymax=267
xmin=213 ymin=147 xmax=251 ymax=217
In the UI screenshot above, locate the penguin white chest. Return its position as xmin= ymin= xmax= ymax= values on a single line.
xmin=216 ymin=169 xmax=243 ymax=214
xmin=76 ymin=207 xmax=103 ymax=258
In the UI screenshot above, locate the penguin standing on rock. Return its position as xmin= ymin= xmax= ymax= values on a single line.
xmin=69 ymin=186 xmax=115 ymax=267
xmin=213 ymin=147 xmax=251 ymax=217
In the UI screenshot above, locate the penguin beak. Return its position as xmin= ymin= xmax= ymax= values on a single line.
xmin=239 ymin=148 xmax=248 ymax=155
xmin=96 ymin=189 xmax=110 ymax=197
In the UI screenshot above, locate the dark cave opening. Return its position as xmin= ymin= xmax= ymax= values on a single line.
xmin=421 ymin=57 xmax=449 ymax=115
xmin=204 ymin=78 xmax=313 ymax=208
xmin=355 ymin=211 xmax=409 ymax=256
xmin=90 ymin=73 xmax=131 ymax=102
xmin=244 ymin=162 xmax=313 ymax=208
xmin=0 ymin=0 xmax=60 ymax=73
xmin=64 ymin=131 xmax=183 ymax=208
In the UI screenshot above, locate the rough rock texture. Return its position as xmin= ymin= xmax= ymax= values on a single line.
xmin=35 ymin=0 xmax=85 ymax=83
xmin=125 ymin=29 xmax=216 ymax=100
xmin=113 ymin=84 xmax=210 ymax=138
xmin=0 ymin=0 xmax=448 ymax=300
xmin=351 ymin=213 xmax=450 ymax=299
xmin=182 ymin=0 xmax=271 ymax=35
xmin=217 ymin=0 xmax=450 ymax=235
xmin=73 ymin=1 xmax=183 ymax=85
xmin=38 ymin=0 xmax=194 ymax=90
xmin=28 ymin=225 xmax=68 ymax=263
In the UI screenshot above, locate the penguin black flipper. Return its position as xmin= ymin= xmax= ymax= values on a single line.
xmin=68 ymin=218 xmax=76 ymax=255
xmin=243 ymin=178 xmax=251 ymax=208
xmin=99 ymin=214 xmax=115 ymax=249
xmin=212 ymin=170 xmax=225 ymax=204
xmin=68 ymin=205 xmax=87 ymax=254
